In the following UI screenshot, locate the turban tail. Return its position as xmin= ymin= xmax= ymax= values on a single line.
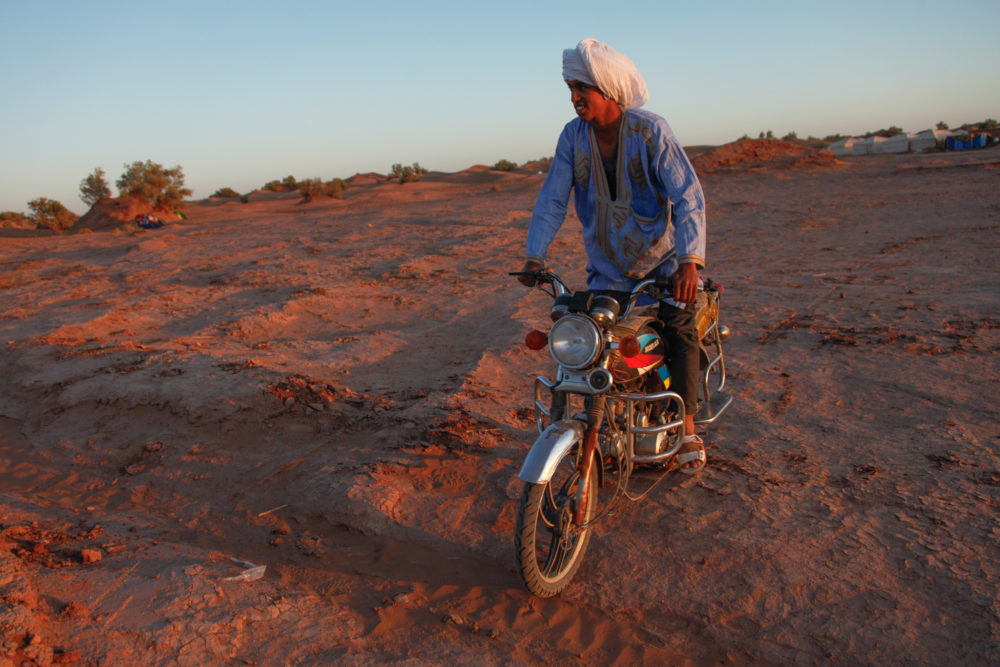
xmin=562 ymin=38 xmax=649 ymax=110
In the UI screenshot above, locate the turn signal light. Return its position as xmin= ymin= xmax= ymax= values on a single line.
xmin=618 ymin=335 xmax=640 ymax=358
xmin=525 ymin=330 xmax=548 ymax=350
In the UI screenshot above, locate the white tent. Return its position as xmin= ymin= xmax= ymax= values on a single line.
xmin=829 ymin=137 xmax=859 ymax=157
xmin=910 ymin=129 xmax=951 ymax=152
xmin=853 ymin=136 xmax=887 ymax=156
xmin=873 ymin=134 xmax=911 ymax=154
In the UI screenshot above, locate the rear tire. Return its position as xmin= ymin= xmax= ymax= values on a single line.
xmin=514 ymin=447 xmax=598 ymax=597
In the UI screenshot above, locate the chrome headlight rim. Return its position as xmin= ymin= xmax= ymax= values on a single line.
xmin=548 ymin=314 xmax=602 ymax=370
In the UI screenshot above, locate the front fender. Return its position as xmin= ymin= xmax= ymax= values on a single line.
xmin=518 ymin=419 xmax=585 ymax=483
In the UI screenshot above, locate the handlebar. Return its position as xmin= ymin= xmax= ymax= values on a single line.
xmin=508 ymin=270 xmax=571 ymax=297
xmin=513 ymin=269 xmax=709 ymax=320
xmin=619 ymin=276 xmax=664 ymax=320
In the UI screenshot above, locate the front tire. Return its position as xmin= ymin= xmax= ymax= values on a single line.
xmin=514 ymin=446 xmax=598 ymax=597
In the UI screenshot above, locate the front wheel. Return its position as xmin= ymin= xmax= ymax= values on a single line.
xmin=514 ymin=446 xmax=598 ymax=597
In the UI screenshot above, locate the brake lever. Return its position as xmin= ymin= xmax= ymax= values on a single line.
xmin=509 ymin=271 xmax=553 ymax=283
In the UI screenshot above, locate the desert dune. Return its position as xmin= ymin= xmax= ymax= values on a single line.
xmin=1 ymin=142 xmax=998 ymax=664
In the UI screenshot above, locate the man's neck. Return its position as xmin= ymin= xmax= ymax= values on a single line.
xmin=589 ymin=104 xmax=623 ymax=137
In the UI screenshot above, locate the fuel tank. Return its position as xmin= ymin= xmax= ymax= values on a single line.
xmin=610 ymin=312 xmax=666 ymax=384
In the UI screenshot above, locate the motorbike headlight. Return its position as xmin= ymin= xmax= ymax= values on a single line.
xmin=548 ymin=315 xmax=602 ymax=369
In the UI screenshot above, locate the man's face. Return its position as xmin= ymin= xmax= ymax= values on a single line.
xmin=566 ymin=80 xmax=614 ymax=122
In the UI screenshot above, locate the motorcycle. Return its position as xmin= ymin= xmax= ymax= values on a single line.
xmin=511 ymin=269 xmax=734 ymax=597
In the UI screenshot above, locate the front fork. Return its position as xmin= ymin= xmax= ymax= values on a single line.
xmin=574 ymin=394 xmax=606 ymax=525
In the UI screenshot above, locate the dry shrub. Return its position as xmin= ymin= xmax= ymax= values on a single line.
xmin=390 ymin=162 xmax=427 ymax=183
xmin=298 ymin=178 xmax=347 ymax=202
xmin=0 ymin=211 xmax=33 ymax=229
xmin=28 ymin=198 xmax=78 ymax=231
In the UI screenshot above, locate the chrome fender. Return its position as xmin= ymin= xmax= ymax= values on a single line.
xmin=517 ymin=419 xmax=585 ymax=484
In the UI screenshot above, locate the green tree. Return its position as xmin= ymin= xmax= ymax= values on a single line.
xmin=936 ymin=121 xmax=949 ymax=130
xmin=28 ymin=197 xmax=78 ymax=230
xmin=80 ymin=167 xmax=111 ymax=207
xmin=492 ymin=159 xmax=518 ymax=171
xmin=116 ymin=160 xmax=192 ymax=210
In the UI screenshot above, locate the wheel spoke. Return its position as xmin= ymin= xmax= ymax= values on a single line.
xmin=541 ymin=533 xmax=571 ymax=578
xmin=538 ymin=486 xmax=560 ymax=528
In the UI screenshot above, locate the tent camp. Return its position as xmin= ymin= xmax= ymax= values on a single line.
xmin=829 ymin=137 xmax=859 ymax=157
xmin=910 ymin=129 xmax=951 ymax=152
xmin=872 ymin=134 xmax=911 ymax=154
xmin=853 ymin=136 xmax=887 ymax=156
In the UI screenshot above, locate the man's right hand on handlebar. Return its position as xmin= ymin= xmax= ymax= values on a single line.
xmin=517 ymin=260 xmax=544 ymax=287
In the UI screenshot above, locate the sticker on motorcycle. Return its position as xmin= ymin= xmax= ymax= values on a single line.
xmin=621 ymin=333 xmax=663 ymax=371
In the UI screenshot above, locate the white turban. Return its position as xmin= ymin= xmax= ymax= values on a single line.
xmin=562 ymin=38 xmax=649 ymax=110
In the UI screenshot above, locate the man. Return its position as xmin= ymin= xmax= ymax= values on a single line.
xmin=518 ymin=38 xmax=707 ymax=473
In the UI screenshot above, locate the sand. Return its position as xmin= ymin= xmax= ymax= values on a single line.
xmin=1 ymin=142 xmax=998 ymax=664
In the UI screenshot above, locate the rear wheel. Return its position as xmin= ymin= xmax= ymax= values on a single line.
xmin=514 ymin=446 xmax=598 ymax=597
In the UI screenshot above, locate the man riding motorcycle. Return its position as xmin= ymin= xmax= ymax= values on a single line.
xmin=517 ymin=38 xmax=708 ymax=473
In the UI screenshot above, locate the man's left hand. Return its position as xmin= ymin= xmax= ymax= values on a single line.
xmin=671 ymin=262 xmax=699 ymax=305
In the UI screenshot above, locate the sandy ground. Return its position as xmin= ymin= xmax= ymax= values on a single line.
xmin=0 ymin=144 xmax=998 ymax=665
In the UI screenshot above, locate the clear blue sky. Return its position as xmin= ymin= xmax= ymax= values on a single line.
xmin=2 ymin=0 xmax=997 ymax=214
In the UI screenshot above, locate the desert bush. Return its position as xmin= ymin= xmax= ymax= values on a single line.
xmin=325 ymin=178 xmax=346 ymax=198
xmin=262 ymin=175 xmax=299 ymax=192
xmin=297 ymin=178 xmax=324 ymax=202
xmin=116 ymin=160 xmax=192 ymax=211
xmin=1 ymin=211 xmax=32 ymax=228
xmin=936 ymin=121 xmax=949 ymax=130
xmin=781 ymin=131 xmax=798 ymax=141
xmin=297 ymin=177 xmax=348 ymax=202
xmin=492 ymin=159 xmax=518 ymax=171
xmin=80 ymin=167 xmax=111 ymax=207
xmin=390 ymin=162 xmax=427 ymax=183
xmin=28 ymin=197 xmax=78 ymax=230
xmin=864 ymin=126 xmax=904 ymax=138
xmin=211 ymin=187 xmax=241 ymax=198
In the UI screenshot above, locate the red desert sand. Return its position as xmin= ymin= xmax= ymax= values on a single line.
xmin=1 ymin=141 xmax=998 ymax=664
